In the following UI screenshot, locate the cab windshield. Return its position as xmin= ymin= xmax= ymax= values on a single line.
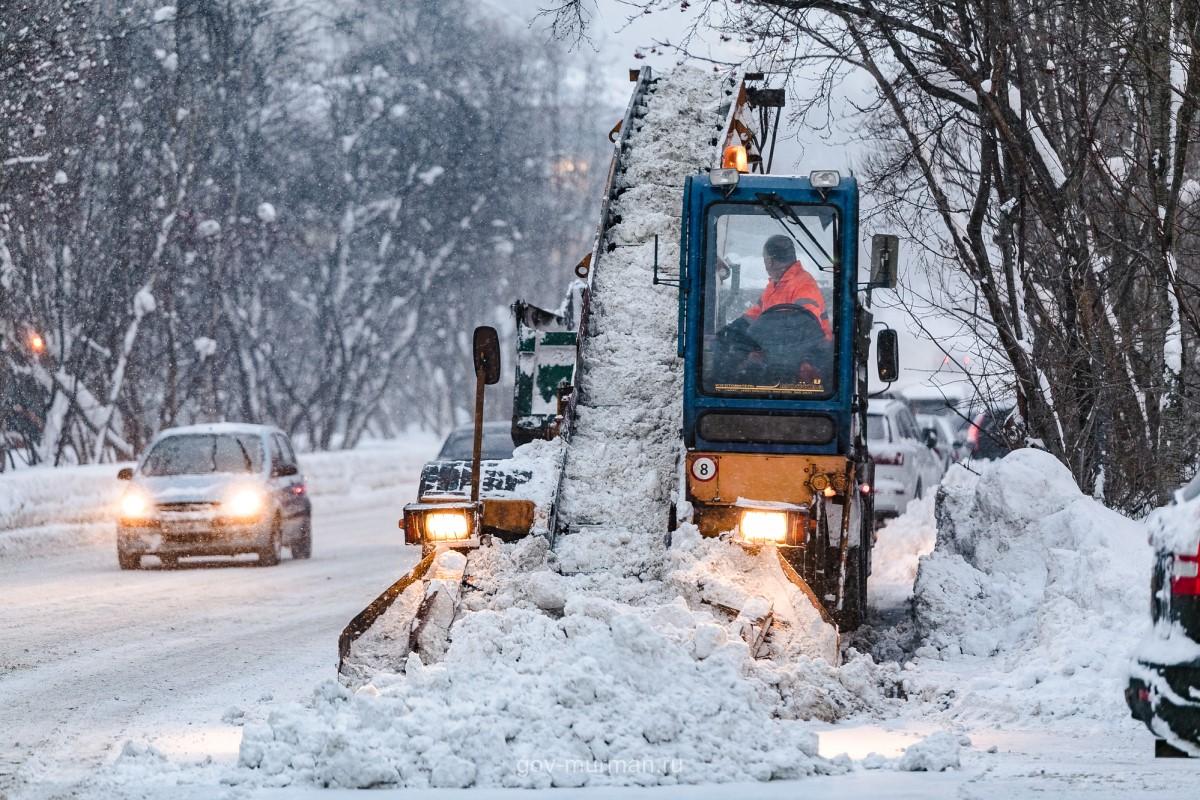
xmin=701 ymin=202 xmax=839 ymax=398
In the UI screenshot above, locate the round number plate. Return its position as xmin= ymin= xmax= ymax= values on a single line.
xmin=691 ymin=456 xmax=717 ymax=482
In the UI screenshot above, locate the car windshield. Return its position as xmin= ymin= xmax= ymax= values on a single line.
xmin=141 ymin=434 xmax=264 ymax=476
xmin=701 ymin=202 xmax=839 ymax=398
xmin=437 ymin=429 xmax=515 ymax=461
xmin=867 ymin=414 xmax=888 ymax=442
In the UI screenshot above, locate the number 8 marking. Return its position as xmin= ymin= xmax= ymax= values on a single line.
xmin=691 ymin=457 xmax=717 ymax=482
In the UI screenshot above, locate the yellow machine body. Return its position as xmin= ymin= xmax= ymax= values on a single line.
xmin=685 ymin=451 xmax=853 ymax=537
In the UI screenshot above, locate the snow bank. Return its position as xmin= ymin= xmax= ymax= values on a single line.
xmin=0 ymin=434 xmax=439 ymax=557
xmin=910 ymin=449 xmax=1151 ymax=721
xmin=239 ymin=532 xmax=894 ymax=790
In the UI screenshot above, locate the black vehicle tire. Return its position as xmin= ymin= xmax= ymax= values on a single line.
xmin=291 ymin=517 xmax=312 ymax=560
xmin=258 ymin=516 xmax=283 ymax=567
xmin=118 ymin=550 xmax=140 ymax=570
xmin=159 ymin=554 xmax=178 ymax=569
xmin=833 ymin=546 xmax=869 ymax=631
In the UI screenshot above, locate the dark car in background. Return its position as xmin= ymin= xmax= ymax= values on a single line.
xmin=116 ymin=423 xmax=312 ymax=569
xmin=1127 ymin=474 xmax=1200 ymax=757
xmin=418 ymin=421 xmax=523 ymax=498
xmin=435 ymin=421 xmax=516 ymax=462
xmin=965 ymin=406 xmax=1014 ymax=461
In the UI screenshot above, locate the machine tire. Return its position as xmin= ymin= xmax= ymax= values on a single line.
xmin=832 ymin=546 xmax=869 ymax=631
xmin=118 ymin=550 xmax=140 ymax=570
xmin=258 ymin=516 xmax=283 ymax=567
xmin=292 ymin=517 xmax=312 ymax=560
xmin=159 ymin=554 xmax=178 ymax=569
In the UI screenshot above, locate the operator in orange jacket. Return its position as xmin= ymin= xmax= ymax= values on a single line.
xmin=713 ymin=233 xmax=833 ymax=390
xmin=742 ymin=234 xmax=832 ymax=339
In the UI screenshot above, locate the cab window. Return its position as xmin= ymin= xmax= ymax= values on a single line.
xmin=700 ymin=202 xmax=839 ymax=398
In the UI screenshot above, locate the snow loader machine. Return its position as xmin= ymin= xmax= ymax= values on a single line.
xmin=337 ymin=67 xmax=900 ymax=680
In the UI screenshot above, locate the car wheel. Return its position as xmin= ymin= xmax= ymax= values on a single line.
xmin=118 ymin=550 xmax=141 ymax=570
xmin=291 ymin=517 xmax=312 ymax=560
xmin=159 ymin=555 xmax=178 ymax=569
xmin=258 ymin=516 xmax=283 ymax=567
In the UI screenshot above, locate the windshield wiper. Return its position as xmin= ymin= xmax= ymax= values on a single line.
xmin=234 ymin=439 xmax=254 ymax=471
xmin=754 ymin=193 xmax=835 ymax=271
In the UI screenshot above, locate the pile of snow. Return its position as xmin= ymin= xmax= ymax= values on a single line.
xmin=894 ymin=731 xmax=968 ymax=772
xmin=0 ymin=462 xmax=130 ymax=555
xmin=910 ymin=449 xmax=1151 ymax=722
xmin=240 ymin=532 xmax=894 ymax=790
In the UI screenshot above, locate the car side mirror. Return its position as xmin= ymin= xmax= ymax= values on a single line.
xmin=870 ymin=234 xmax=899 ymax=289
xmin=117 ymin=467 xmax=134 ymax=481
xmin=922 ymin=428 xmax=939 ymax=449
xmin=273 ymin=464 xmax=299 ymax=478
xmin=876 ymin=329 xmax=899 ymax=383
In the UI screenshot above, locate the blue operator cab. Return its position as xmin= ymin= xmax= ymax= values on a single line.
xmin=676 ymin=165 xmax=898 ymax=630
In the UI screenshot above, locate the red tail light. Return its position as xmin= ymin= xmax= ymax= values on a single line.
xmin=1172 ymin=551 xmax=1200 ymax=595
xmin=292 ymin=484 xmax=306 ymax=496
xmin=873 ymin=452 xmax=904 ymax=466
xmin=967 ymin=418 xmax=981 ymax=451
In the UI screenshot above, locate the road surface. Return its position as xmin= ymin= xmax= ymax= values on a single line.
xmin=0 ymin=486 xmax=421 ymax=798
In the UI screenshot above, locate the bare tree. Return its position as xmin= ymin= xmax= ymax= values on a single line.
xmin=547 ymin=0 xmax=1200 ymax=510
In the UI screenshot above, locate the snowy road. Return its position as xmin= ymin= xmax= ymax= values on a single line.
xmin=0 ymin=488 xmax=421 ymax=798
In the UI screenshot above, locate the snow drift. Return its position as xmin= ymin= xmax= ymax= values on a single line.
xmin=238 ymin=533 xmax=892 ymax=790
xmin=911 ymin=448 xmax=1151 ymax=722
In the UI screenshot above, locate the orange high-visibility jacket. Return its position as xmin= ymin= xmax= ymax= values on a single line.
xmin=743 ymin=261 xmax=832 ymax=339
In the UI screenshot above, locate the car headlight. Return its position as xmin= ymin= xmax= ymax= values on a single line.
xmin=120 ymin=490 xmax=153 ymax=520
xmin=225 ymin=487 xmax=267 ymax=519
xmin=739 ymin=510 xmax=788 ymax=545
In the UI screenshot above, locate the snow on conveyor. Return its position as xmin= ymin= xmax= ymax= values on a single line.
xmin=234 ymin=70 xmax=886 ymax=791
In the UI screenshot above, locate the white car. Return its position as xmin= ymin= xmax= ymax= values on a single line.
xmin=867 ymin=398 xmax=945 ymax=518
xmin=116 ymin=423 xmax=312 ymax=569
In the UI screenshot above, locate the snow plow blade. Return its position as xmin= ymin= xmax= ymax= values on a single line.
xmin=776 ymin=548 xmax=839 ymax=633
xmin=337 ymin=549 xmax=436 ymax=677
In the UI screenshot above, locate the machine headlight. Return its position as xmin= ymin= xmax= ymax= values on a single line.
xmin=809 ymin=169 xmax=840 ymax=188
xmin=425 ymin=510 xmax=471 ymax=541
xmin=225 ymin=487 xmax=267 ymax=519
xmin=739 ymin=510 xmax=789 ymax=544
xmin=120 ymin=490 xmax=153 ymax=520
xmin=402 ymin=501 xmax=480 ymax=547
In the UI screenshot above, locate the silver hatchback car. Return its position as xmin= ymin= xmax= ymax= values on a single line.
xmin=116 ymin=423 xmax=312 ymax=569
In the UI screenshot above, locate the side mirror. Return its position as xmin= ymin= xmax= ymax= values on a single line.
xmin=922 ymin=428 xmax=939 ymax=449
xmin=117 ymin=467 xmax=134 ymax=481
xmin=273 ymin=464 xmax=299 ymax=477
xmin=870 ymin=234 xmax=899 ymax=289
xmin=876 ymin=329 xmax=899 ymax=383
xmin=472 ymin=326 xmax=502 ymax=386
